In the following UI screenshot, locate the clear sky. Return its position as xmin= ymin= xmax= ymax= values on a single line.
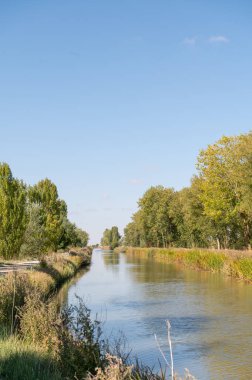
xmin=0 ymin=1 xmax=251 ymax=243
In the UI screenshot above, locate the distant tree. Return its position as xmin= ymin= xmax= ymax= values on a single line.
xmin=133 ymin=186 xmax=177 ymax=247
xmin=0 ymin=163 xmax=27 ymax=259
xmin=101 ymin=227 xmax=120 ymax=249
xmin=59 ymin=218 xmax=89 ymax=249
xmin=124 ymin=221 xmax=141 ymax=247
xmin=76 ymin=228 xmax=89 ymax=247
xmin=101 ymin=228 xmax=112 ymax=247
xmin=58 ymin=217 xmax=79 ymax=249
xmin=110 ymin=226 xmax=121 ymax=249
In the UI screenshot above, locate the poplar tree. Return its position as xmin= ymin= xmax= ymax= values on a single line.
xmin=29 ymin=179 xmax=66 ymax=251
xmin=0 ymin=163 xmax=27 ymax=258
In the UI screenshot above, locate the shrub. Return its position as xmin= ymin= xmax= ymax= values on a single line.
xmin=57 ymin=297 xmax=106 ymax=379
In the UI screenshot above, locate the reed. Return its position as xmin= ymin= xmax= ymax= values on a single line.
xmin=117 ymin=247 xmax=252 ymax=283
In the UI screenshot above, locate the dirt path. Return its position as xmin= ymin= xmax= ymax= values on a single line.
xmin=0 ymin=261 xmax=39 ymax=275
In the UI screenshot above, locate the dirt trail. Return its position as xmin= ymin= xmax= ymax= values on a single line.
xmin=0 ymin=261 xmax=39 ymax=274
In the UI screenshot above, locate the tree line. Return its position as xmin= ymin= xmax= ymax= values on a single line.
xmin=100 ymin=226 xmax=121 ymax=249
xmin=124 ymin=132 xmax=252 ymax=250
xmin=0 ymin=163 xmax=89 ymax=259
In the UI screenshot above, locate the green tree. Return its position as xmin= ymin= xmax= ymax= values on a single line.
xmin=124 ymin=221 xmax=141 ymax=247
xmin=20 ymin=203 xmax=47 ymax=257
xmin=29 ymin=179 xmax=67 ymax=251
xmin=59 ymin=218 xmax=79 ymax=249
xmin=59 ymin=219 xmax=89 ymax=249
xmin=76 ymin=228 xmax=89 ymax=247
xmin=197 ymin=134 xmax=252 ymax=249
xmin=101 ymin=228 xmax=112 ymax=247
xmin=110 ymin=226 xmax=121 ymax=249
xmin=100 ymin=227 xmax=120 ymax=249
xmin=137 ymin=186 xmax=177 ymax=247
xmin=0 ymin=163 xmax=27 ymax=258
xmin=170 ymin=179 xmax=213 ymax=248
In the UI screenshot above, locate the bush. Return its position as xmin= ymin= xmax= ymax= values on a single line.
xmin=57 ymin=297 xmax=106 ymax=379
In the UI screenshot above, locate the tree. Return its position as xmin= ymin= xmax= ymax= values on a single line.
xmin=0 ymin=163 xmax=27 ymax=258
xmin=76 ymin=228 xmax=89 ymax=247
xmin=20 ymin=203 xmax=47 ymax=257
xmin=59 ymin=219 xmax=89 ymax=249
xmin=101 ymin=229 xmax=112 ymax=247
xmin=100 ymin=227 xmax=120 ymax=249
xmin=110 ymin=226 xmax=121 ymax=249
xmin=58 ymin=217 xmax=79 ymax=249
xmin=124 ymin=221 xmax=141 ymax=247
xmin=170 ymin=179 xmax=213 ymax=248
xmin=29 ymin=179 xmax=66 ymax=251
xmin=123 ymin=132 xmax=252 ymax=250
xmin=197 ymin=134 xmax=252 ymax=249
xmin=136 ymin=186 xmax=177 ymax=247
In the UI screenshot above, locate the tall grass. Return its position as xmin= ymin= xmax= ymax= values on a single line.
xmin=0 ymin=250 xmax=91 ymax=328
xmin=0 ymin=330 xmax=61 ymax=380
xmin=117 ymin=247 xmax=252 ymax=283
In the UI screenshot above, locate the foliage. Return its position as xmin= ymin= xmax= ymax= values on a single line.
xmin=0 ymin=163 xmax=89 ymax=259
xmin=101 ymin=226 xmax=121 ymax=249
xmin=0 ymin=163 xmax=27 ymax=259
xmin=76 ymin=227 xmax=89 ymax=247
xmin=59 ymin=218 xmax=89 ymax=249
xmin=57 ymin=298 xmax=106 ymax=378
xmin=87 ymin=354 xmax=133 ymax=380
xmin=28 ymin=179 xmax=67 ymax=252
xmin=20 ymin=203 xmax=47 ymax=257
xmin=124 ymin=132 xmax=252 ymax=250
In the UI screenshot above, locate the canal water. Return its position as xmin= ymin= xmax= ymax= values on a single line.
xmin=61 ymin=250 xmax=252 ymax=379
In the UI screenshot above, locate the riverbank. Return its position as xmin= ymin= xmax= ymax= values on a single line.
xmin=0 ymin=247 xmax=172 ymax=380
xmin=0 ymin=248 xmax=93 ymax=379
xmin=114 ymin=247 xmax=252 ymax=283
xmin=0 ymin=248 xmax=92 ymax=327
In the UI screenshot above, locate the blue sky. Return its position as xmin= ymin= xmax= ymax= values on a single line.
xmin=0 ymin=1 xmax=252 ymax=243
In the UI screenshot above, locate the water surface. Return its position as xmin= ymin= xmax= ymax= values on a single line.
xmin=62 ymin=250 xmax=252 ymax=379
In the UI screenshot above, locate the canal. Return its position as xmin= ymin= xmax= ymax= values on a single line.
xmin=60 ymin=249 xmax=252 ymax=379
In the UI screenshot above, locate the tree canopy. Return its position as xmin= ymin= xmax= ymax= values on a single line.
xmin=101 ymin=226 xmax=121 ymax=249
xmin=124 ymin=132 xmax=252 ymax=250
xmin=0 ymin=163 xmax=89 ymax=259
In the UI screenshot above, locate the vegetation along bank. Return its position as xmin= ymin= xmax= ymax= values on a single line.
xmin=115 ymin=246 xmax=252 ymax=283
xmin=0 ymin=248 xmax=94 ymax=379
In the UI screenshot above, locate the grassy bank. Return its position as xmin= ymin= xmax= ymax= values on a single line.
xmin=0 ymin=248 xmax=91 ymax=328
xmin=0 ymin=248 xmax=194 ymax=379
xmin=0 ymin=294 xmax=173 ymax=380
xmin=114 ymin=247 xmax=252 ymax=283
xmin=0 ymin=248 xmax=93 ymax=380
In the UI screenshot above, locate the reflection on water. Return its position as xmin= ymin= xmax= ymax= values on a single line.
xmin=61 ymin=250 xmax=252 ymax=380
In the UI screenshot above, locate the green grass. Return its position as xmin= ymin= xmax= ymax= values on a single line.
xmin=0 ymin=334 xmax=61 ymax=380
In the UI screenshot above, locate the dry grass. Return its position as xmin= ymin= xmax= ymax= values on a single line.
xmin=0 ymin=251 xmax=91 ymax=329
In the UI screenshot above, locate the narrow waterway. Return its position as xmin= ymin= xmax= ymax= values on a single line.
xmin=60 ymin=250 xmax=252 ymax=379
